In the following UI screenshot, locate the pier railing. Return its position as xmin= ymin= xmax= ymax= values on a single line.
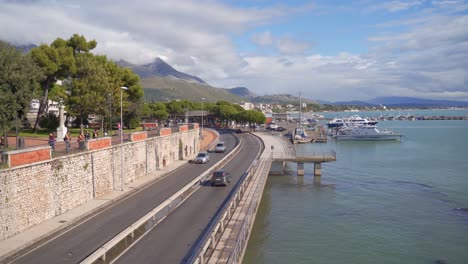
xmin=187 ymin=159 xmax=259 ymax=264
xmin=225 ymin=159 xmax=270 ymax=264
xmin=270 ymin=150 xmax=336 ymax=162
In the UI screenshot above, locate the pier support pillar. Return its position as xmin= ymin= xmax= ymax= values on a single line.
xmin=314 ymin=162 xmax=322 ymax=177
xmin=297 ymin=162 xmax=304 ymax=176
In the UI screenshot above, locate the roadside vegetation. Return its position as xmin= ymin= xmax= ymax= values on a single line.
xmin=1 ymin=35 xmax=266 ymax=148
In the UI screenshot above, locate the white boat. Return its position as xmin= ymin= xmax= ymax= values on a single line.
xmin=328 ymin=115 xmax=378 ymax=128
xmin=347 ymin=115 xmax=378 ymax=126
xmin=327 ymin=118 xmax=346 ymax=128
xmin=291 ymin=93 xmax=312 ymax=143
xmin=333 ymin=125 xmax=402 ymax=141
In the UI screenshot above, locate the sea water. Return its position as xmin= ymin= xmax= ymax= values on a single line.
xmin=244 ymin=118 xmax=468 ymax=264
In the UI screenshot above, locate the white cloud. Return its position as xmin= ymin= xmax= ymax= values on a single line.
xmin=251 ymin=31 xmax=273 ymax=46
xmin=0 ymin=0 xmax=467 ymax=101
xmin=275 ymin=38 xmax=312 ymax=54
xmin=368 ymin=0 xmax=425 ymax=12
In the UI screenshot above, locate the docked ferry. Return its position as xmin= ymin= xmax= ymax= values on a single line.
xmin=332 ymin=125 xmax=402 ymax=141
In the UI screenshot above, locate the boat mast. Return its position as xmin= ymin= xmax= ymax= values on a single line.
xmin=299 ymin=91 xmax=302 ymax=128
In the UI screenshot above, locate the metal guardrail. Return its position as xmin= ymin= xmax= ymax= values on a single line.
xmin=225 ymin=159 xmax=269 ymax=264
xmin=187 ymin=135 xmax=265 ymax=264
xmin=146 ymin=129 xmax=160 ymax=138
xmin=0 ymin=150 xmax=7 ymax=167
xmin=80 ymin=135 xmax=243 ymax=264
xmin=270 ymin=150 xmax=336 ymax=160
xmin=51 ymin=141 xmax=87 ymax=158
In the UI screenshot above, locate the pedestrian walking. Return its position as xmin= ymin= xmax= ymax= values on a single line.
xmin=64 ymin=132 xmax=71 ymax=153
xmin=93 ymin=129 xmax=99 ymax=139
xmin=78 ymin=132 xmax=85 ymax=150
xmin=48 ymin=132 xmax=56 ymax=151
xmin=104 ymin=129 xmax=108 ymax=137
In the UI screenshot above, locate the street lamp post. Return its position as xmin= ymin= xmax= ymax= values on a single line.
xmin=201 ymin=98 xmax=205 ymax=139
xmin=120 ymin=86 xmax=128 ymax=191
xmin=108 ymin=93 xmax=112 ymax=136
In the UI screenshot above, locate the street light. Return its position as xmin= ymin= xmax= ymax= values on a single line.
xmin=201 ymin=97 xmax=205 ymax=139
xmin=120 ymin=86 xmax=128 ymax=191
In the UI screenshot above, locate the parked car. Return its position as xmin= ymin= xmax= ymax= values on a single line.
xmin=235 ymin=129 xmax=243 ymax=133
xmin=195 ymin=152 xmax=210 ymax=164
xmin=267 ymin=124 xmax=278 ymax=130
xmin=276 ymin=127 xmax=286 ymax=131
xmin=211 ymin=170 xmax=231 ymax=186
xmin=214 ymin=142 xmax=226 ymax=153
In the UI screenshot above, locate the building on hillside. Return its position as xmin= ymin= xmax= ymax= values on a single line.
xmin=272 ymin=113 xmax=289 ymax=121
xmin=239 ymin=102 xmax=255 ymax=110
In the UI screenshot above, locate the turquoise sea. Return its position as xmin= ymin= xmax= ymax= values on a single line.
xmin=244 ymin=112 xmax=468 ymax=264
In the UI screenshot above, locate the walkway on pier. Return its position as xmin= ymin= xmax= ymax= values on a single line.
xmin=205 ymin=132 xmax=336 ymax=263
xmin=255 ymin=132 xmax=336 ymax=176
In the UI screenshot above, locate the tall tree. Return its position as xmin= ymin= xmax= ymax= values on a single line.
xmin=0 ymin=41 xmax=43 ymax=146
xmin=29 ymin=38 xmax=76 ymax=132
xmin=67 ymin=53 xmax=108 ymax=131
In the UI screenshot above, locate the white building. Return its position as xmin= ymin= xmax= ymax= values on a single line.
xmin=239 ymin=102 xmax=255 ymax=110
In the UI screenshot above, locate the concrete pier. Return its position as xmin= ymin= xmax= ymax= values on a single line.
xmin=297 ymin=162 xmax=304 ymax=176
xmin=314 ymin=162 xmax=322 ymax=176
xmin=204 ymin=132 xmax=337 ymax=264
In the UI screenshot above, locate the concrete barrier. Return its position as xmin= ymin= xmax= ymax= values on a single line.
xmin=5 ymin=146 xmax=51 ymax=167
xmin=130 ymin=131 xmax=148 ymax=142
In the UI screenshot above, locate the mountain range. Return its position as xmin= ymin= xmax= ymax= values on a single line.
xmin=117 ymin=58 xmax=245 ymax=102
xmin=11 ymin=43 xmax=468 ymax=107
xmin=324 ymin=97 xmax=468 ymax=108
xmin=117 ymin=58 xmax=206 ymax=84
xmin=120 ymin=57 xmax=468 ymax=107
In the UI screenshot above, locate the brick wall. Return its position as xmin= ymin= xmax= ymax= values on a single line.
xmin=7 ymin=146 xmax=51 ymax=167
xmin=159 ymin=127 xmax=171 ymax=136
xmin=87 ymin=137 xmax=112 ymax=151
xmin=130 ymin=131 xmax=148 ymax=142
xmin=0 ymin=128 xmax=198 ymax=241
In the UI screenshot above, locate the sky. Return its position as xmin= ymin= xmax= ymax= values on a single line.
xmin=1 ymin=0 xmax=467 ymax=102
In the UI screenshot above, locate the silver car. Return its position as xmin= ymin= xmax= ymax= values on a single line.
xmin=214 ymin=142 xmax=226 ymax=153
xmin=195 ymin=152 xmax=210 ymax=164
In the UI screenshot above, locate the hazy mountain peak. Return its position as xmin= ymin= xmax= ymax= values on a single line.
xmin=226 ymin=87 xmax=256 ymax=98
xmin=117 ymin=57 xmax=206 ymax=84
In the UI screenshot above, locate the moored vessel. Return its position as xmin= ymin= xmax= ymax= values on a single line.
xmin=332 ymin=125 xmax=402 ymax=141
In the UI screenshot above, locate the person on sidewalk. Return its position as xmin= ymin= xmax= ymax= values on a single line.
xmin=64 ymin=132 xmax=71 ymax=153
xmin=48 ymin=132 xmax=56 ymax=151
xmin=93 ymin=129 xmax=99 ymax=139
xmin=78 ymin=132 xmax=85 ymax=151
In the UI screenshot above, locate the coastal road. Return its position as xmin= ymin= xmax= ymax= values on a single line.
xmin=114 ymin=132 xmax=263 ymax=264
xmin=9 ymin=131 xmax=238 ymax=264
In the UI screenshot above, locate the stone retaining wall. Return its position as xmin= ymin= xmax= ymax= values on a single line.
xmin=0 ymin=129 xmax=199 ymax=241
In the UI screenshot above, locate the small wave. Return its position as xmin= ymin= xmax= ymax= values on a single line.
xmin=454 ymin=207 xmax=468 ymax=214
xmin=392 ymin=180 xmax=433 ymax=189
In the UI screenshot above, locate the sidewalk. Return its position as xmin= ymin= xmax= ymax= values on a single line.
xmin=0 ymin=129 xmax=218 ymax=261
xmin=253 ymin=132 xmax=294 ymax=159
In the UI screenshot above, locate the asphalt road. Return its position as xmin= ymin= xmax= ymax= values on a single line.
xmin=115 ymin=132 xmax=263 ymax=264
xmin=9 ymin=131 xmax=238 ymax=264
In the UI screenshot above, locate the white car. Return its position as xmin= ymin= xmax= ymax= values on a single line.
xmin=268 ymin=124 xmax=278 ymax=130
xmin=214 ymin=142 xmax=226 ymax=153
xmin=195 ymin=152 xmax=210 ymax=164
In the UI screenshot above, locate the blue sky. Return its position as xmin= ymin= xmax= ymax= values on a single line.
xmin=1 ymin=0 xmax=467 ymax=101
